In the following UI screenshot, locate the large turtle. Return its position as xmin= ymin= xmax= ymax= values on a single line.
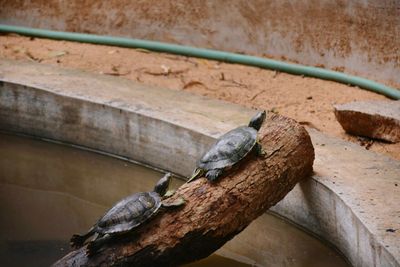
xmin=70 ymin=173 xmax=184 ymax=255
xmin=187 ymin=110 xmax=266 ymax=183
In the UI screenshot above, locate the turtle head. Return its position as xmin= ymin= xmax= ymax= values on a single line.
xmin=154 ymin=173 xmax=172 ymax=196
xmin=248 ymin=110 xmax=266 ymax=131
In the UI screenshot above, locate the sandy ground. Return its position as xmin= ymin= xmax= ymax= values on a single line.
xmin=0 ymin=34 xmax=399 ymax=160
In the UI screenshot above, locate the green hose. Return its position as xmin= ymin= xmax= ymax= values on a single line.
xmin=1 ymin=24 xmax=399 ymax=99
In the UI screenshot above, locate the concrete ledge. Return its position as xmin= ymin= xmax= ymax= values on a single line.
xmin=0 ymin=59 xmax=254 ymax=176
xmin=273 ymin=129 xmax=400 ymax=267
xmin=0 ymin=60 xmax=399 ymax=267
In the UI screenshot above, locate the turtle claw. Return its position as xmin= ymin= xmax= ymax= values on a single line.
xmin=70 ymin=228 xmax=95 ymax=249
xmin=86 ymin=241 xmax=100 ymax=257
xmin=255 ymin=142 xmax=265 ymax=156
xmin=164 ymin=189 xmax=176 ymax=198
xmin=86 ymin=239 xmax=107 ymax=257
xmin=86 ymin=234 xmax=113 ymax=257
xmin=260 ymin=149 xmax=267 ymax=156
xmin=70 ymin=234 xmax=86 ymax=249
xmin=175 ymin=197 xmax=186 ymax=206
xmin=205 ymin=169 xmax=223 ymax=181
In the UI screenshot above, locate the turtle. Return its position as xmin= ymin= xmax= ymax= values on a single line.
xmin=187 ymin=110 xmax=266 ymax=183
xmin=70 ymin=173 xmax=185 ymax=255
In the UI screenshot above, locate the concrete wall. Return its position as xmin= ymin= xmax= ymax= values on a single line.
xmin=0 ymin=59 xmax=254 ymax=177
xmin=0 ymin=0 xmax=399 ymax=87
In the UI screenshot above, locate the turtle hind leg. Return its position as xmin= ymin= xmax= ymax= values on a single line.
xmin=186 ymin=168 xmax=204 ymax=183
xmin=255 ymin=142 xmax=266 ymax=156
xmin=86 ymin=234 xmax=112 ymax=257
xmin=162 ymin=196 xmax=186 ymax=208
xmin=70 ymin=227 xmax=95 ymax=248
xmin=205 ymin=169 xmax=223 ymax=182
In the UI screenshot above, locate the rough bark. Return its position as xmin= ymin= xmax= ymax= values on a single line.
xmin=53 ymin=113 xmax=314 ymax=267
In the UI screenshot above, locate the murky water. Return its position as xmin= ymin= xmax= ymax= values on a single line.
xmin=0 ymin=133 xmax=349 ymax=267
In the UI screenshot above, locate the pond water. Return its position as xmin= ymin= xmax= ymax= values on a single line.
xmin=0 ymin=133 xmax=349 ymax=267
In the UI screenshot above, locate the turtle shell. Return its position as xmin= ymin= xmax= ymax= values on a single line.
xmin=95 ymin=191 xmax=161 ymax=234
xmin=198 ymin=126 xmax=257 ymax=171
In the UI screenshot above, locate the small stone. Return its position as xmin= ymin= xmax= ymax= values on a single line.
xmin=334 ymin=100 xmax=400 ymax=143
xmin=386 ymin=228 xmax=396 ymax=233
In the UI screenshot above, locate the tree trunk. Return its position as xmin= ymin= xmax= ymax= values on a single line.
xmin=53 ymin=113 xmax=314 ymax=267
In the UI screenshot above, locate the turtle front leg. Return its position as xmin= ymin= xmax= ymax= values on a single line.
xmin=70 ymin=227 xmax=95 ymax=249
xmin=205 ymin=169 xmax=223 ymax=181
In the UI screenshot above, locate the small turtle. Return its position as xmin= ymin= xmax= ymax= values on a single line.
xmin=70 ymin=173 xmax=184 ymax=255
xmin=187 ymin=110 xmax=266 ymax=183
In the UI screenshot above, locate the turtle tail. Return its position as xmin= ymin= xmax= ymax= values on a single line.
xmin=186 ymin=168 xmax=204 ymax=183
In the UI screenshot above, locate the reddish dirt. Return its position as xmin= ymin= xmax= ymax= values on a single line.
xmin=0 ymin=35 xmax=399 ymax=160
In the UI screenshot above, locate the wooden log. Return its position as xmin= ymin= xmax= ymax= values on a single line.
xmin=53 ymin=113 xmax=314 ymax=267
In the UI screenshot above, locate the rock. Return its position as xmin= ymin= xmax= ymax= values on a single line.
xmin=334 ymin=100 xmax=400 ymax=143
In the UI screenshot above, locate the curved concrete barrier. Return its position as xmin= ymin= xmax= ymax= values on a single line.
xmin=272 ymin=130 xmax=400 ymax=267
xmin=0 ymin=59 xmax=399 ymax=267
xmin=0 ymin=59 xmax=254 ymax=177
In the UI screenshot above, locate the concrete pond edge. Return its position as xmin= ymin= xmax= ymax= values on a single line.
xmin=0 ymin=60 xmax=399 ymax=267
